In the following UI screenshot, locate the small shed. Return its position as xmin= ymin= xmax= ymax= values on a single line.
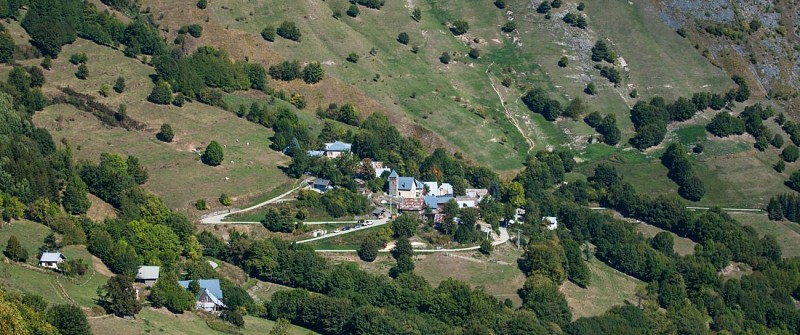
xmin=542 ymin=216 xmax=558 ymax=230
xmin=135 ymin=266 xmax=160 ymax=286
xmin=313 ymin=178 xmax=333 ymax=192
xmin=38 ymin=252 xmax=65 ymax=270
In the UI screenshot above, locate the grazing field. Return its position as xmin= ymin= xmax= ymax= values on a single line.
xmin=635 ymin=222 xmax=696 ymax=256
xmin=560 ymin=258 xmax=642 ymax=320
xmin=304 ymin=224 xmax=390 ymax=250
xmin=89 ymin=308 xmax=317 ymax=335
xmin=0 ymin=221 xmax=110 ymax=309
xmin=415 ymin=245 xmax=526 ymax=306
xmin=28 ymin=39 xmax=293 ymax=211
xmin=0 ymin=220 xmax=51 ymax=264
xmin=732 ymin=212 xmax=800 ymax=258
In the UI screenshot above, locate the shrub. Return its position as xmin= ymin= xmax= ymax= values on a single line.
xmin=113 ymin=76 xmax=126 ymax=93
xmin=584 ymin=82 xmax=595 ymax=95
xmin=591 ymin=40 xmax=615 ymax=63
xmin=41 ymin=56 xmax=52 ymax=70
xmin=501 ymin=21 xmax=516 ymax=32
xmin=551 ymin=0 xmax=562 ymax=8
xmin=358 ymin=238 xmax=380 ymax=262
xmin=577 ymin=2 xmax=585 ymax=10
xmin=558 ymin=56 xmax=569 ymax=67
xmin=157 ymin=123 xmax=174 ymax=142
xmin=75 ymin=64 xmax=89 ymax=80
xmin=5 ymin=235 xmax=27 ymax=262
xmin=148 ymin=80 xmax=173 ymax=104
xmin=269 ymin=60 xmax=301 ymax=81
xmin=187 ymin=24 xmax=203 ymax=38
xmin=412 ymin=7 xmax=421 ymax=21
xmin=221 ymin=310 xmax=244 ymax=327
xmin=788 ymin=170 xmax=800 ymax=191
xmin=479 ymin=239 xmax=493 ymax=255
xmin=346 ymin=52 xmax=359 ymax=63
xmin=277 ymin=21 xmax=301 ymax=41
xmin=439 ymin=52 xmax=451 ymax=64
xmin=450 ymin=20 xmax=469 ymax=35
xmin=537 ymin=2 xmax=551 ymax=14
xmin=197 ymin=0 xmax=207 ymax=9
xmin=302 ymin=62 xmax=324 ymax=84
xmin=772 ymin=134 xmax=784 ymax=148
xmin=355 ymin=0 xmax=385 ymax=9
xmin=69 ymin=53 xmax=88 ymax=65
xmin=495 ymin=0 xmax=506 ymax=9
xmin=468 ymin=48 xmax=480 ymax=59
xmin=775 ymin=160 xmax=786 ymax=173
xmin=397 ymin=32 xmax=409 ymax=45
xmin=172 ymin=92 xmax=185 ymax=107
xmin=781 ymin=145 xmax=799 ymax=162
xmin=195 ymin=199 xmax=207 ymax=210
xmin=347 ymin=4 xmax=359 ymax=17
xmin=261 ymin=26 xmax=275 ymax=42
xmin=219 ymin=193 xmax=232 ymax=206
xmin=706 ymin=112 xmax=745 ymax=137
xmin=202 ymin=141 xmax=224 ymax=166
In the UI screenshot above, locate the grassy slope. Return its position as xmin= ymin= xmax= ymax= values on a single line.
xmin=414 ymin=245 xmax=526 ymax=306
xmin=560 ymin=258 xmax=642 ymax=320
xmin=25 ymin=39 xmax=293 ymax=211
xmin=206 ymin=0 xmax=539 ymax=170
xmin=89 ymin=308 xmax=317 ymax=335
xmin=732 ymin=212 xmax=800 ymax=258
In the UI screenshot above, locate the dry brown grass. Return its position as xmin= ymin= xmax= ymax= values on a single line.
xmin=85 ymin=194 xmax=117 ymax=222
xmin=140 ymin=0 xmax=455 ymax=154
xmin=635 ymin=222 xmax=696 ymax=256
xmin=560 ymin=259 xmax=642 ymax=320
xmin=27 ymin=39 xmax=293 ymax=211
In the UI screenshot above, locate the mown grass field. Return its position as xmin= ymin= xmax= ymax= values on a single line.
xmin=26 ymin=39 xmax=293 ymax=212
xmin=414 ymin=245 xmax=526 ymax=306
xmin=0 ymin=220 xmax=51 ymax=264
xmin=89 ymin=308 xmax=317 ymax=335
xmin=731 ymin=212 xmax=800 ymax=258
xmin=635 ymin=222 xmax=696 ymax=256
xmin=560 ymin=258 xmax=642 ymax=320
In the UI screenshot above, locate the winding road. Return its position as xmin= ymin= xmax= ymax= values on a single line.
xmin=200 ymin=178 xmax=312 ymax=224
xmin=198 ymin=177 xmax=512 ymax=252
xmin=312 ymin=226 xmax=510 ymax=253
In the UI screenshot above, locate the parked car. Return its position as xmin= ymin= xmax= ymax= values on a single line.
xmin=355 ymin=224 xmax=363 ymax=228
xmin=342 ymin=226 xmax=351 ymax=231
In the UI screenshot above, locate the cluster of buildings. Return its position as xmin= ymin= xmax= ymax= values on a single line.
xmin=302 ymin=140 xmax=558 ymax=229
xmin=386 ymin=170 xmax=489 ymax=223
xmin=134 ymin=265 xmax=226 ymax=313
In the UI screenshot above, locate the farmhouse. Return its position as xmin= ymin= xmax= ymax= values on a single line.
xmin=38 ymin=252 xmax=65 ymax=270
xmin=134 ymin=266 xmax=160 ymax=286
xmin=178 ymin=279 xmax=225 ymax=313
xmin=312 ymin=178 xmax=333 ymax=192
xmin=324 ymin=141 xmax=352 ymax=158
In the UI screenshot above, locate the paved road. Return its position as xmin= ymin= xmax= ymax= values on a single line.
xmin=200 ymin=178 xmax=312 ymax=224
xmin=294 ymin=219 xmax=391 ymax=244
xmin=591 ymin=206 xmax=764 ymax=213
xmin=313 ymin=227 xmax=510 ymax=253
